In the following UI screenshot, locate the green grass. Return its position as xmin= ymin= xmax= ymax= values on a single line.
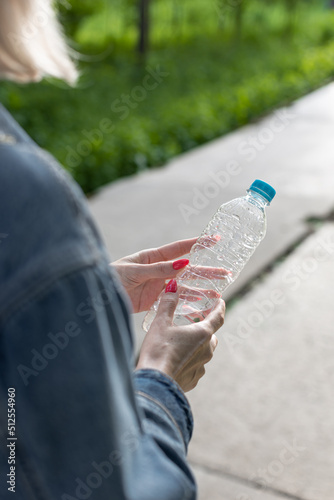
xmin=0 ymin=1 xmax=334 ymax=193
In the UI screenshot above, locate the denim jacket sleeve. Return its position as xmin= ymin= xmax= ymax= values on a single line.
xmin=0 ymin=105 xmax=196 ymax=500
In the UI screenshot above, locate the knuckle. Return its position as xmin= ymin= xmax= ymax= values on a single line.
xmin=218 ymin=299 xmax=226 ymax=314
xmin=201 ymin=323 xmax=213 ymax=339
xmin=157 ymin=262 xmax=167 ymax=274
xmin=209 ymin=343 xmax=217 ymax=356
xmin=209 ymin=320 xmax=220 ymax=335
xmin=205 ymin=350 xmax=213 ymax=363
xmin=215 ymin=309 xmax=225 ymax=328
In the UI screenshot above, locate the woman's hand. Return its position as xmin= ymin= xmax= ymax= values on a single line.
xmin=136 ymin=280 xmax=226 ymax=392
xmin=112 ymin=236 xmax=231 ymax=314
xmin=112 ymin=237 xmax=197 ymax=313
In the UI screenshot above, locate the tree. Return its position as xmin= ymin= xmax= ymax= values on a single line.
xmin=234 ymin=0 xmax=245 ymax=41
xmin=138 ymin=0 xmax=150 ymax=55
xmin=216 ymin=0 xmax=248 ymax=41
xmin=283 ymin=0 xmax=301 ymax=35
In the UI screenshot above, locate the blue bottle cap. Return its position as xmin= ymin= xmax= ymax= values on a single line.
xmin=249 ymin=180 xmax=276 ymax=203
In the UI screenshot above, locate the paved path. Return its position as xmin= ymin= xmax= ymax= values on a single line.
xmin=88 ymin=83 xmax=334 ymax=499
xmin=188 ymin=223 xmax=334 ymax=500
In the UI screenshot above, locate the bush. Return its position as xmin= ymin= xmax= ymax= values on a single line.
xmin=0 ymin=0 xmax=333 ymax=193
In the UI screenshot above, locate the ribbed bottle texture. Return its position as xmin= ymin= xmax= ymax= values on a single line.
xmin=142 ymin=181 xmax=275 ymax=332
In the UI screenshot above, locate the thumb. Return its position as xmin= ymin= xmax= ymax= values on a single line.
xmin=155 ymin=280 xmax=179 ymax=324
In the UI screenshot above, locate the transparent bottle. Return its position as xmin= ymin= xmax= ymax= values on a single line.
xmin=142 ymin=180 xmax=276 ymax=332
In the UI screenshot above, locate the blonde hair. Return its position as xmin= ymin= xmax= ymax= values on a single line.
xmin=0 ymin=0 xmax=78 ymax=85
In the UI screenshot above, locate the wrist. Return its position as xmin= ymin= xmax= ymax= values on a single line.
xmin=136 ymin=357 xmax=173 ymax=379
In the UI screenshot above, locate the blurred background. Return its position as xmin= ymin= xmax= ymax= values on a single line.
xmin=0 ymin=0 xmax=334 ymax=194
xmin=2 ymin=2 xmax=333 ymax=499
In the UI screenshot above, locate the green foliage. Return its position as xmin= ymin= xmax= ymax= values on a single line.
xmin=0 ymin=0 xmax=333 ymax=193
xmin=57 ymin=0 xmax=106 ymax=37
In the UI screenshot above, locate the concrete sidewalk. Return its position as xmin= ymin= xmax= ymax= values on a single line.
xmin=188 ymin=223 xmax=334 ymax=500
xmin=88 ymin=83 xmax=334 ymax=500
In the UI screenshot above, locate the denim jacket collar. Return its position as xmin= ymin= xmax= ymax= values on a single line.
xmin=0 ymin=104 xmax=34 ymax=145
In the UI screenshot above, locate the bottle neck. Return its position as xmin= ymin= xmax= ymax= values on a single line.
xmin=246 ymin=190 xmax=270 ymax=208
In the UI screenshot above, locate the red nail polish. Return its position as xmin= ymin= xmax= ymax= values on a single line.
xmin=172 ymin=258 xmax=189 ymax=270
xmin=165 ymin=279 xmax=177 ymax=293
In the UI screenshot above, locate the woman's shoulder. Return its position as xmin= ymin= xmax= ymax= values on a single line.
xmin=0 ymin=134 xmax=80 ymax=227
xmin=0 ymin=108 xmax=110 ymax=315
xmin=0 ymin=105 xmax=89 ymax=226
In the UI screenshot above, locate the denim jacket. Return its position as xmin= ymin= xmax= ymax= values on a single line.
xmin=0 ymin=104 xmax=196 ymax=500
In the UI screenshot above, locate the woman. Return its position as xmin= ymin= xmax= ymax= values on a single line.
xmin=0 ymin=2 xmax=225 ymax=499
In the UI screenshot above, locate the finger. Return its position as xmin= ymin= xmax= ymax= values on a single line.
xmin=115 ymin=238 xmax=196 ymax=267
xmin=197 ymin=365 xmax=206 ymax=380
xmin=154 ymin=234 xmax=223 ymax=262
xmin=210 ymin=334 xmax=218 ymax=351
xmin=202 ymin=299 xmax=226 ymax=334
xmin=183 ymin=333 xmax=218 ymax=370
xmin=181 ymin=265 xmax=232 ymax=281
xmin=138 ymin=259 xmax=231 ymax=282
xmin=138 ymin=259 xmax=189 ymax=280
xmin=174 ymin=288 xmax=222 ymax=324
xmin=178 ymin=285 xmax=221 ymax=302
xmin=196 ymin=234 xmax=222 ymax=247
xmin=154 ymin=284 xmax=179 ymax=325
xmin=152 ymin=237 xmax=198 ymax=262
xmin=198 ymin=335 xmax=218 ymax=365
xmin=120 ymin=235 xmax=222 ymax=267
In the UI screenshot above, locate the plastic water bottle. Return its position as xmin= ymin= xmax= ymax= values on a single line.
xmin=142 ymin=180 xmax=276 ymax=332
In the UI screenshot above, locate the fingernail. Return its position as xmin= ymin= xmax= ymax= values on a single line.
xmin=172 ymin=258 xmax=189 ymax=270
xmin=165 ymin=279 xmax=177 ymax=293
